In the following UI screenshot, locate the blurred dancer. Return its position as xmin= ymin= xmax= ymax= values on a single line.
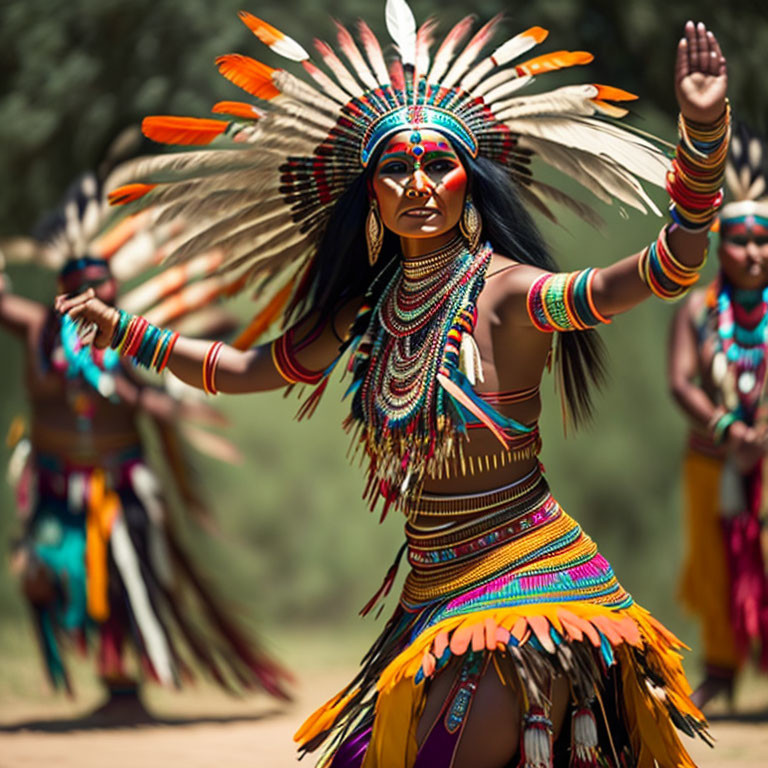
xmin=670 ymin=123 xmax=768 ymax=709
xmin=0 ymin=172 xmax=290 ymax=714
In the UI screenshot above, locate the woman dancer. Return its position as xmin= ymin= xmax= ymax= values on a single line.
xmin=59 ymin=3 xmax=726 ymax=764
xmin=0 ymin=176 xmax=290 ymax=709
xmin=670 ymin=123 xmax=768 ymax=710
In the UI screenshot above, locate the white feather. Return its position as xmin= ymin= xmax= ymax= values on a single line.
xmin=111 ymin=514 xmax=175 ymax=685
xmin=385 ymin=0 xmax=417 ymax=67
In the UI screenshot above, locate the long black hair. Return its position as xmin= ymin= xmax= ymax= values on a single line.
xmin=295 ymin=142 xmax=606 ymax=426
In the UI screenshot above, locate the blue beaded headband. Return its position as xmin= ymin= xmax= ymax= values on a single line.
xmin=360 ymin=105 xmax=478 ymax=167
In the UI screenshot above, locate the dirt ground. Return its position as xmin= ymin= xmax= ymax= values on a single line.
xmin=2 ymin=672 xmax=768 ymax=768
xmin=1 ymin=631 xmax=767 ymax=768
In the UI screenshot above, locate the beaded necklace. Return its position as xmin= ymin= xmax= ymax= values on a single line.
xmin=343 ymin=237 xmax=531 ymax=518
xmin=714 ymin=277 xmax=768 ymax=413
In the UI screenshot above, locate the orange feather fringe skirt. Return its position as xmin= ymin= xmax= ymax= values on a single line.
xmin=296 ymin=471 xmax=709 ymax=768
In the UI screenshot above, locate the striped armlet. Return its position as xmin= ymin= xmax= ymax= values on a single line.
xmin=525 ymin=268 xmax=611 ymax=332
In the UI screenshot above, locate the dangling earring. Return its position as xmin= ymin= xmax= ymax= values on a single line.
xmin=366 ymin=199 xmax=384 ymax=266
xmin=460 ymin=195 xmax=482 ymax=251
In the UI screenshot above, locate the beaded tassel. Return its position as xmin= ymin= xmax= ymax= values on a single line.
xmin=570 ymin=705 xmax=600 ymax=768
xmin=518 ymin=706 xmax=554 ymax=768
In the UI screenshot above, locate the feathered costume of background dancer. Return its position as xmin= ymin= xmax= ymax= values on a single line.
xmin=0 ymin=159 xmax=291 ymax=714
xmin=59 ymin=2 xmax=727 ymax=764
xmin=669 ymin=123 xmax=768 ymax=711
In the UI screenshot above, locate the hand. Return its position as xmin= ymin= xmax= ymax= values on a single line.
xmin=55 ymin=288 xmax=119 ymax=349
xmin=674 ymin=21 xmax=728 ymax=124
xmin=726 ymin=421 xmax=763 ymax=473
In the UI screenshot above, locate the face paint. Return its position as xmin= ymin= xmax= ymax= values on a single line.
xmin=372 ymin=129 xmax=468 ymax=240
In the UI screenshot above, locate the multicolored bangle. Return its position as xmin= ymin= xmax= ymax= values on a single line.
xmin=526 ymin=268 xmax=612 ymax=333
xmin=668 ymin=102 xmax=731 ymax=233
xmin=110 ymin=308 xmax=178 ymax=374
xmin=637 ymin=225 xmax=706 ymax=301
xmin=202 ymin=340 xmax=224 ymax=395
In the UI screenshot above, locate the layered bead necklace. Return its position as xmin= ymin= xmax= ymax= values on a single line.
xmin=715 ymin=277 xmax=768 ymax=414
xmin=346 ymin=236 xmax=496 ymax=516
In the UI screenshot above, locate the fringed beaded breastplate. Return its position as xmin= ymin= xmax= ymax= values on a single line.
xmin=342 ymin=238 xmax=531 ymax=518
xmin=703 ymin=275 xmax=768 ymax=421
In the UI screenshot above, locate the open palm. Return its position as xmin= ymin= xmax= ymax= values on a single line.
xmin=675 ymin=21 xmax=728 ymax=124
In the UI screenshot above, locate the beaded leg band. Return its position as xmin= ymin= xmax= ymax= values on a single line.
xmin=111 ymin=309 xmax=178 ymax=373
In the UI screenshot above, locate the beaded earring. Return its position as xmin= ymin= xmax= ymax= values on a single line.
xmin=460 ymin=196 xmax=482 ymax=251
xmin=366 ymin=199 xmax=384 ymax=266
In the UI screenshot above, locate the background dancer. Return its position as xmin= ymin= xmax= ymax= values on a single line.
xmin=0 ymin=169 xmax=291 ymax=715
xmin=670 ymin=123 xmax=768 ymax=710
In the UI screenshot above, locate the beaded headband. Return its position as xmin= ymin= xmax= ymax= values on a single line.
xmin=108 ymin=0 xmax=670 ymax=341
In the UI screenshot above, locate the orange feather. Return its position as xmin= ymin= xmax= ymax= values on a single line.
xmin=211 ymin=100 xmax=263 ymax=120
xmin=238 ymin=11 xmax=284 ymax=46
xmin=107 ymin=183 xmax=156 ymax=206
xmin=516 ymin=50 xmax=593 ymax=76
xmin=593 ymin=84 xmax=638 ymax=102
xmin=232 ymin=278 xmax=296 ymax=350
xmin=215 ymin=54 xmax=281 ymax=101
xmin=91 ymin=212 xmax=145 ymax=258
xmin=142 ymin=116 xmax=229 ymax=146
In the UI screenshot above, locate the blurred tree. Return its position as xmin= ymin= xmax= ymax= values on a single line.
xmin=1 ymin=0 xmax=766 ymax=234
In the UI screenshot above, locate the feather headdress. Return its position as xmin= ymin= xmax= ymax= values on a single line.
xmin=721 ymin=122 xmax=768 ymax=222
xmin=109 ymin=0 xmax=670 ymax=339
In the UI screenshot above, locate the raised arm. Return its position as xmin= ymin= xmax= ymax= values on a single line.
xmin=54 ymin=288 xmax=357 ymax=395
xmin=591 ymin=21 xmax=728 ymax=317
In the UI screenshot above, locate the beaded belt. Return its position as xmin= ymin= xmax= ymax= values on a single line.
xmin=409 ymin=465 xmax=545 ymax=518
xmin=407 ymin=494 xmax=558 ymax=569
xmin=406 ymin=473 xmax=553 ymax=569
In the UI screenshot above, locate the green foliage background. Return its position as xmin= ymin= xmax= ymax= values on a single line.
xmin=1 ymin=0 xmax=766 ymax=681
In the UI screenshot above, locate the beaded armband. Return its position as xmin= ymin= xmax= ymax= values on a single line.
xmin=526 ymin=268 xmax=611 ymax=332
xmin=668 ymin=102 xmax=731 ymax=233
xmin=637 ymin=225 xmax=706 ymax=301
xmin=271 ymin=327 xmax=325 ymax=385
xmin=110 ymin=308 xmax=178 ymax=373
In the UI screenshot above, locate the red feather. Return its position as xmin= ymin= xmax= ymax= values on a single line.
xmin=215 ymin=54 xmax=281 ymax=100
xmin=142 ymin=116 xmax=228 ymax=146
xmin=108 ymin=183 xmax=156 ymax=206
xmin=211 ymin=100 xmax=263 ymax=120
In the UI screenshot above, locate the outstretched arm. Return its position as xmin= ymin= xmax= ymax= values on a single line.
xmin=54 ymin=288 xmax=357 ymax=395
xmin=0 ymin=266 xmax=47 ymax=340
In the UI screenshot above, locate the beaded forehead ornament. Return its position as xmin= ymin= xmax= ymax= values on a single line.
xmin=109 ymin=0 xmax=669 ymax=336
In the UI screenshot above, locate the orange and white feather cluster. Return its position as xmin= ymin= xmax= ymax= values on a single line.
xmin=104 ymin=0 xmax=671 ymax=344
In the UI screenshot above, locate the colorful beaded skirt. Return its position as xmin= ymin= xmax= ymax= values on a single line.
xmin=296 ymin=471 xmax=710 ymax=767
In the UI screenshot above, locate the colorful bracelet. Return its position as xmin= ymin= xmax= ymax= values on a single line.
xmin=110 ymin=308 xmax=178 ymax=374
xmin=712 ymin=411 xmax=737 ymax=445
xmin=271 ymin=327 xmax=326 ymax=385
xmin=668 ymin=102 xmax=731 ymax=233
xmin=202 ymin=340 xmax=224 ymax=395
xmin=526 ymin=268 xmax=611 ymax=332
xmin=637 ymin=225 xmax=706 ymax=301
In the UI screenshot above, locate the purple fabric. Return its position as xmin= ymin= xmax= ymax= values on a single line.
xmin=412 ymin=716 xmax=462 ymax=768
xmin=329 ymin=726 xmax=373 ymax=768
